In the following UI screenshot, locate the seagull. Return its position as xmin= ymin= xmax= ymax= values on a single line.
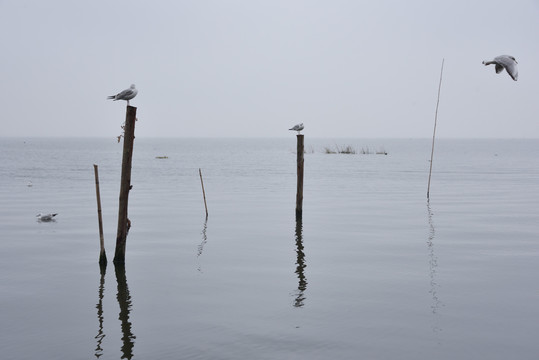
xmin=482 ymin=55 xmax=518 ymax=81
xmin=36 ymin=213 xmax=58 ymax=222
xmin=107 ymin=84 xmax=138 ymax=105
xmin=289 ymin=123 xmax=304 ymax=134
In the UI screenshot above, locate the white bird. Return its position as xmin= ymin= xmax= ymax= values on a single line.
xmin=482 ymin=55 xmax=518 ymax=81
xmin=289 ymin=123 xmax=304 ymax=134
xmin=107 ymin=84 xmax=138 ymax=105
xmin=36 ymin=213 xmax=58 ymax=222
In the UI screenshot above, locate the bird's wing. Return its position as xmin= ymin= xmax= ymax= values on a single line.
xmin=495 ymin=56 xmax=518 ymax=80
xmin=495 ymin=64 xmax=504 ymax=74
xmin=116 ymin=88 xmax=133 ymax=99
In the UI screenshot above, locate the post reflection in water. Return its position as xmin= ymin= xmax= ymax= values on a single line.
xmin=115 ymin=264 xmax=136 ymax=359
xmin=95 ymin=264 xmax=106 ymax=359
xmin=197 ymin=217 xmax=208 ymax=272
xmin=426 ymin=202 xmax=443 ymax=335
xmin=293 ymin=215 xmax=308 ymax=307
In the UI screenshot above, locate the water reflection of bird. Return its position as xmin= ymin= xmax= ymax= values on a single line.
xmin=36 ymin=213 xmax=57 ymax=221
xmin=107 ymin=84 xmax=138 ymax=105
xmin=482 ymin=55 xmax=518 ymax=81
xmin=289 ymin=123 xmax=304 ymax=134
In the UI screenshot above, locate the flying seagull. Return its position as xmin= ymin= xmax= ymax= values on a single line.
xmin=289 ymin=123 xmax=304 ymax=134
xmin=482 ymin=55 xmax=518 ymax=81
xmin=36 ymin=213 xmax=58 ymax=222
xmin=107 ymin=84 xmax=138 ymax=105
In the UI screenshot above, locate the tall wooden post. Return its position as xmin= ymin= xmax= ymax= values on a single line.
xmin=94 ymin=164 xmax=107 ymax=266
xmin=427 ymin=59 xmax=444 ymax=200
xmin=296 ymin=134 xmax=304 ymax=217
xmin=114 ymin=106 xmax=137 ymax=264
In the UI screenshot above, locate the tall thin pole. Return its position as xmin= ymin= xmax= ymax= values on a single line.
xmin=427 ymin=59 xmax=444 ymax=200
xmin=114 ymin=105 xmax=137 ymax=264
xmin=296 ymin=134 xmax=304 ymax=217
xmin=94 ymin=164 xmax=107 ymax=266
xmin=199 ymin=168 xmax=208 ymax=218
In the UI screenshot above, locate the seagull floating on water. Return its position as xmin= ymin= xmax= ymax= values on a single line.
xmin=36 ymin=213 xmax=58 ymax=222
xmin=482 ymin=55 xmax=518 ymax=81
xmin=289 ymin=123 xmax=304 ymax=134
xmin=107 ymin=84 xmax=138 ymax=105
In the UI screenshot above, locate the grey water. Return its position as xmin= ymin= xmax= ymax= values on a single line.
xmin=1 ymin=137 xmax=538 ymax=360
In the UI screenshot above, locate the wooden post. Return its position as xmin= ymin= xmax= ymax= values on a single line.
xmin=113 ymin=106 xmax=137 ymax=264
xmin=296 ymin=134 xmax=304 ymax=217
xmin=94 ymin=164 xmax=107 ymax=266
xmin=427 ymin=59 xmax=444 ymax=200
xmin=199 ymin=168 xmax=208 ymax=218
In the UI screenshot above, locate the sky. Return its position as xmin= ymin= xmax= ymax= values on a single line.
xmin=1 ymin=0 xmax=538 ymax=138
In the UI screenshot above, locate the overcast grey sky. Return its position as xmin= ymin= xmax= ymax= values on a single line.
xmin=1 ymin=0 xmax=538 ymax=138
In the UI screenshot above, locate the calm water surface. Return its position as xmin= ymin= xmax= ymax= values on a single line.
xmin=1 ymin=137 xmax=538 ymax=360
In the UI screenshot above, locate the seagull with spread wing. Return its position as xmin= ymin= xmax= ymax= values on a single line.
xmin=482 ymin=55 xmax=518 ymax=81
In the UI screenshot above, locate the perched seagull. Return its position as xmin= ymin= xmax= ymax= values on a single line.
xmin=36 ymin=213 xmax=58 ymax=222
xmin=482 ymin=55 xmax=518 ymax=81
xmin=107 ymin=84 xmax=138 ymax=105
xmin=289 ymin=123 xmax=304 ymax=134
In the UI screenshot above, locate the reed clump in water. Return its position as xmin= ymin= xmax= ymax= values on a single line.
xmin=324 ymin=144 xmax=356 ymax=154
xmin=322 ymin=145 xmax=387 ymax=155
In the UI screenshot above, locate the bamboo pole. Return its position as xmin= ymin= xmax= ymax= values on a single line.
xmin=94 ymin=164 xmax=107 ymax=266
xmin=113 ymin=106 xmax=137 ymax=264
xmin=427 ymin=59 xmax=444 ymax=200
xmin=296 ymin=134 xmax=304 ymax=217
xmin=199 ymin=168 xmax=208 ymax=218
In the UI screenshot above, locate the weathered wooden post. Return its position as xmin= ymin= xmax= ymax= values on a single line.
xmin=296 ymin=134 xmax=304 ymax=217
xmin=199 ymin=168 xmax=208 ymax=218
xmin=113 ymin=106 xmax=137 ymax=264
xmin=93 ymin=164 xmax=107 ymax=266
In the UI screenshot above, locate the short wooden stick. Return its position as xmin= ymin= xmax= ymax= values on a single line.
xmin=114 ymin=105 xmax=137 ymax=264
xmin=296 ymin=134 xmax=304 ymax=217
xmin=199 ymin=168 xmax=208 ymax=218
xmin=94 ymin=164 xmax=107 ymax=266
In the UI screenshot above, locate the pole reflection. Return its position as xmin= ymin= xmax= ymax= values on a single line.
xmin=427 ymin=202 xmax=443 ymax=335
xmin=197 ymin=217 xmax=208 ymax=273
xmin=95 ymin=263 xmax=106 ymax=359
xmin=115 ymin=264 xmax=136 ymax=359
xmin=293 ymin=215 xmax=308 ymax=307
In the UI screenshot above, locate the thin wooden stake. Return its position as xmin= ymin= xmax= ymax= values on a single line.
xmin=199 ymin=168 xmax=208 ymax=218
xmin=427 ymin=59 xmax=444 ymax=200
xmin=114 ymin=105 xmax=137 ymax=264
xmin=94 ymin=164 xmax=107 ymax=266
xmin=296 ymin=134 xmax=304 ymax=217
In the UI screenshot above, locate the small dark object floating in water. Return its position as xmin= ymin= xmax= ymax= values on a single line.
xmin=36 ymin=213 xmax=58 ymax=222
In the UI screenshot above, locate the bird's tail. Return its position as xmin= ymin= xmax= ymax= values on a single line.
xmin=107 ymin=95 xmax=116 ymax=100
xmin=52 ymin=213 xmax=58 ymax=217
